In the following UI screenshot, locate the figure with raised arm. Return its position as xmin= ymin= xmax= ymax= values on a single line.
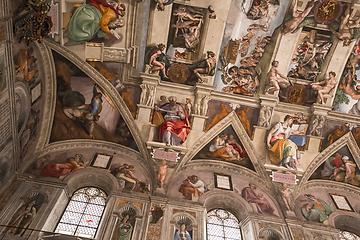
xmin=330 ymin=4 xmax=360 ymax=46
xmin=310 ymin=71 xmax=337 ymax=104
xmin=282 ymin=0 xmax=318 ymax=36
xmin=265 ymin=60 xmax=291 ymax=95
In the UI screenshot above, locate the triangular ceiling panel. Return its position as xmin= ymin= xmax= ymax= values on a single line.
xmin=50 ymin=50 xmax=139 ymax=151
xmin=193 ymin=125 xmax=255 ymax=172
xmin=178 ymin=111 xmax=267 ymax=177
xmin=299 ymin=132 xmax=360 ymax=189
xmin=309 ymin=145 xmax=360 ymax=187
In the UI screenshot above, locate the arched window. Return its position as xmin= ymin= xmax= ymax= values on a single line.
xmin=339 ymin=231 xmax=360 ymax=240
xmin=54 ymin=187 xmax=107 ymax=238
xmin=207 ymin=209 xmax=241 ymax=240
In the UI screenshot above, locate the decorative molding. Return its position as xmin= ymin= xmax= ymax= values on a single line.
xmin=102 ymin=47 xmax=129 ymax=63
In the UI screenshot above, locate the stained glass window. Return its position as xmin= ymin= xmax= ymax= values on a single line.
xmin=207 ymin=209 xmax=241 ymax=240
xmin=339 ymin=231 xmax=360 ymax=240
xmin=55 ymin=187 xmax=107 ymax=238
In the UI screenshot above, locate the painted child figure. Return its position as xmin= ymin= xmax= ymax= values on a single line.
xmin=157 ymin=159 xmax=168 ymax=188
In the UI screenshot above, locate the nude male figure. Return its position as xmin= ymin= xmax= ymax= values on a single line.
xmin=342 ymin=69 xmax=360 ymax=100
xmin=194 ymin=51 xmax=216 ymax=83
xmin=282 ymin=0 xmax=318 ymax=36
xmin=149 ymin=49 xmax=169 ymax=79
xmin=265 ymin=60 xmax=290 ymax=95
xmin=330 ymin=4 xmax=360 ymax=46
xmin=310 ymin=71 xmax=337 ymax=104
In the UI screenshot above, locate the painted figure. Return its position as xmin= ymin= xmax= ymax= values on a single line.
xmin=267 ymin=115 xmax=304 ymax=170
xmin=205 ymin=104 xmax=231 ymax=132
xmin=265 ymin=61 xmax=291 ymax=95
xmin=121 ymin=88 xmax=136 ymax=118
xmin=155 ymin=0 xmax=175 ymax=11
xmin=194 ymin=51 xmax=216 ymax=83
xmin=112 ymin=215 xmax=133 ymax=240
xmin=174 ymin=223 xmax=192 ymax=240
xmin=236 ymin=108 xmax=252 ymax=137
xmin=113 ymin=164 xmax=139 ymax=191
xmin=89 ymin=62 xmax=118 ymax=82
xmin=342 ymin=69 xmax=360 ymax=100
xmin=320 ymin=152 xmax=343 ymax=178
xmin=15 ymin=49 xmax=38 ymax=82
xmin=149 ymin=48 xmax=168 ymax=78
xmin=157 ymin=159 xmax=168 ymax=188
xmin=282 ymin=0 xmax=317 ymax=36
xmin=310 ymin=71 xmax=337 ymax=104
xmin=209 ymin=134 xmax=242 ymax=161
xmin=156 ymin=96 xmax=191 ymax=146
xmin=330 ymin=4 xmax=360 ymax=46
xmin=62 ymin=88 xmax=103 ymax=139
xmin=8 ymin=200 xmax=37 ymax=236
xmin=185 ymin=98 xmax=192 ymax=116
xmin=179 ymin=175 xmax=206 ymax=200
xmin=67 ymin=0 xmax=125 ymax=44
xmin=279 ymin=183 xmax=293 ymax=211
xmin=227 ymin=134 xmax=247 ymax=160
xmin=325 ymin=125 xmax=346 ymax=148
xmin=301 ymin=194 xmax=332 ymax=224
xmin=241 ymin=183 xmax=277 ymax=216
xmin=41 ymin=154 xmax=86 ymax=177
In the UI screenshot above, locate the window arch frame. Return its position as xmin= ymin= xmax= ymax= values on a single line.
xmin=54 ymin=186 xmax=108 ymax=238
xmin=206 ymin=208 xmax=242 ymax=240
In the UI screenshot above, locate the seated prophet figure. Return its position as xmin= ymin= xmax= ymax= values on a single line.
xmin=267 ymin=115 xmax=304 ymax=170
xmin=155 ymin=96 xmax=191 ymax=146
xmin=67 ymin=0 xmax=125 ymax=45
xmin=241 ymin=183 xmax=277 ymax=217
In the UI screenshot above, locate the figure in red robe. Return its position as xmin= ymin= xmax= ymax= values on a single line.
xmin=242 ymin=183 xmax=278 ymax=217
xmin=155 ymin=96 xmax=191 ymax=146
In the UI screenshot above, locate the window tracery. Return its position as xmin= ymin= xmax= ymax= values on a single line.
xmin=54 ymin=187 xmax=107 ymax=238
xmin=207 ymin=209 xmax=241 ymax=240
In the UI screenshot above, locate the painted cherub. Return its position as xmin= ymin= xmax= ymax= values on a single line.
xmin=157 ymin=159 xmax=168 ymax=188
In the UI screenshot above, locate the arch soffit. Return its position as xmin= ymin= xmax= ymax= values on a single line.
xmin=177 ymin=111 xmax=268 ymax=179
xmin=27 ymin=42 xmax=56 ymax=158
xmin=296 ymin=132 xmax=360 ymax=196
xmin=259 ymin=227 xmax=284 ymax=240
xmin=42 ymin=39 xmax=150 ymax=163
xmin=171 ymin=212 xmax=197 ymax=227
xmin=116 ymin=203 xmax=143 ymax=217
xmin=203 ymin=192 xmax=250 ymax=220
